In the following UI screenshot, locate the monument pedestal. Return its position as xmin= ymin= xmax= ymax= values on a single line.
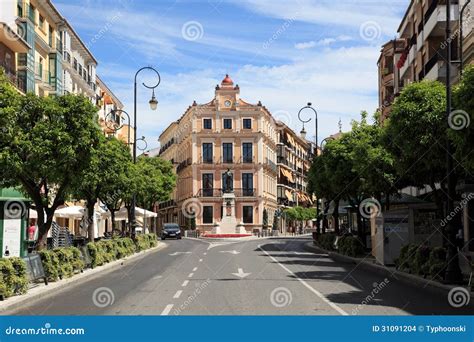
xmin=211 ymin=192 xmax=247 ymax=234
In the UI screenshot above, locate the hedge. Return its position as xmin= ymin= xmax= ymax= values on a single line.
xmin=39 ymin=247 xmax=84 ymax=281
xmin=395 ymin=243 xmax=447 ymax=280
xmin=0 ymin=257 xmax=28 ymax=299
xmin=87 ymin=234 xmax=156 ymax=267
xmin=337 ymin=236 xmax=365 ymax=257
xmin=314 ymin=233 xmax=336 ymax=251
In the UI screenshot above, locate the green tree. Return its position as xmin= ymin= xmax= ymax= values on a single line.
xmin=383 ymin=80 xmax=447 ymax=214
xmin=72 ymin=136 xmax=132 ymax=240
xmin=0 ymin=72 xmax=102 ymax=248
xmin=451 ymin=64 xmax=474 ymax=173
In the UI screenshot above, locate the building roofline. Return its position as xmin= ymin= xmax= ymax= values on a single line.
xmin=96 ymin=75 xmax=123 ymax=108
xmin=397 ymin=0 xmax=414 ymax=33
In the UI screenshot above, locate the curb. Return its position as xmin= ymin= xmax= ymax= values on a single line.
xmin=0 ymin=242 xmax=168 ymax=315
xmin=303 ymin=242 xmax=474 ymax=299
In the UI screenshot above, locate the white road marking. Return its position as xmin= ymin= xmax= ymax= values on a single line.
xmin=192 ymin=267 xmax=198 ymax=271
xmin=258 ymin=244 xmax=348 ymax=316
xmin=232 ymin=268 xmax=251 ymax=278
xmin=219 ymin=250 xmax=240 ymax=255
xmin=199 ymin=259 xmax=203 ymax=262
xmin=181 ymin=280 xmax=189 ymax=287
xmin=173 ymin=290 xmax=183 ymax=299
xmin=161 ymin=304 xmax=174 ymax=316
xmin=169 ymin=252 xmax=192 ymax=256
xmin=188 ymin=273 xmax=194 ymax=278
xmin=203 ymin=252 xmax=207 ymax=255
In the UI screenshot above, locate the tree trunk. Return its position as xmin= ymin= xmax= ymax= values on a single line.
xmin=333 ymin=198 xmax=340 ymax=235
xmin=38 ymin=208 xmax=55 ymax=250
xmin=86 ymin=199 xmax=95 ymax=242
xmin=110 ymin=210 xmax=117 ymax=232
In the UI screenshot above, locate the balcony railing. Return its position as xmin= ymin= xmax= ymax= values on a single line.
xmin=35 ymin=64 xmax=52 ymax=85
xmin=196 ymin=188 xmax=256 ymax=197
xmin=176 ymin=158 xmax=192 ymax=173
xmin=0 ymin=62 xmax=26 ymax=93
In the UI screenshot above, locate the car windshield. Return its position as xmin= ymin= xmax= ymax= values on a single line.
xmin=164 ymin=225 xmax=179 ymax=231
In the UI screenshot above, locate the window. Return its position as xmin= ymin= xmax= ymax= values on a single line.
xmin=39 ymin=15 xmax=44 ymax=30
xmin=243 ymin=206 xmax=253 ymax=223
xmin=203 ymin=118 xmax=212 ymax=129
xmin=222 ymin=172 xmax=233 ymax=193
xmin=29 ymin=4 xmax=35 ymax=23
xmin=203 ymin=206 xmax=213 ymax=224
xmin=223 ymin=118 xmax=232 ymax=129
xmin=243 ymin=118 xmax=252 ymax=129
xmin=242 ymin=143 xmax=253 ymax=163
xmin=242 ymin=173 xmax=253 ymax=196
xmin=202 ymin=143 xmax=213 ymax=163
xmin=222 ymin=143 xmax=233 ymax=163
xmin=202 ymin=173 xmax=213 ymax=197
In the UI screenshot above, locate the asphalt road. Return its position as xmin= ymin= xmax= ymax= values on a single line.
xmin=8 ymin=237 xmax=472 ymax=315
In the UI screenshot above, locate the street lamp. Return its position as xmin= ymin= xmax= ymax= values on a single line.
xmin=131 ymin=66 xmax=161 ymax=235
xmin=320 ymin=137 xmax=334 ymax=152
xmin=459 ymin=0 xmax=472 ymax=76
xmin=444 ymin=0 xmax=463 ymax=283
xmin=298 ymin=102 xmax=318 ymax=149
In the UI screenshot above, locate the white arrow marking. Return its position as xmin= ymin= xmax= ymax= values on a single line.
xmin=219 ymin=250 xmax=240 ymax=255
xmin=169 ymin=252 xmax=192 ymax=256
xmin=232 ymin=268 xmax=251 ymax=278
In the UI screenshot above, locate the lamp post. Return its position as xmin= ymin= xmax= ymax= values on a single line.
xmin=131 ymin=67 xmax=160 ymax=234
xmin=444 ymin=0 xmax=463 ymax=283
xmin=298 ymin=102 xmax=318 ymax=149
xmin=459 ymin=0 xmax=472 ymax=76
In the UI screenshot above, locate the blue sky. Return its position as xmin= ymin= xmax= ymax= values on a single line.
xmin=54 ymin=0 xmax=409 ymax=149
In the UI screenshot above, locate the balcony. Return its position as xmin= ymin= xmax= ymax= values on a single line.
xmin=265 ymin=157 xmax=278 ymax=172
xmin=220 ymin=156 xmax=235 ymax=164
xmin=35 ymin=64 xmax=53 ymax=89
xmin=0 ymin=62 xmax=26 ymax=93
xmin=176 ymin=158 xmax=192 ymax=173
xmin=424 ymin=1 xmax=459 ymax=39
xmin=196 ymin=188 xmax=256 ymax=198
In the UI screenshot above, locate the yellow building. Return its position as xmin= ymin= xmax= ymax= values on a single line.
xmin=158 ymin=75 xmax=279 ymax=234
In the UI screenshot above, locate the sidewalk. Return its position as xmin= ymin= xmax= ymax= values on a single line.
xmin=303 ymin=242 xmax=474 ymax=298
xmin=0 ymin=242 xmax=168 ymax=314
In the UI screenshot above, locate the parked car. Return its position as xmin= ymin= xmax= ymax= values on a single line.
xmin=161 ymin=223 xmax=181 ymax=240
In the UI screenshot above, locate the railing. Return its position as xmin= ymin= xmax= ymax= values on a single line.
xmin=239 ymin=156 xmax=255 ymax=164
xmin=176 ymin=158 xmax=192 ymax=173
xmin=0 ymin=62 xmax=26 ymax=93
xmin=220 ymin=156 xmax=235 ymax=164
xmin=198 ymin=156 xmax=215 ymax=164
xmin=265 ymin=157 xmax=277 ymax=172
xmin=158 ymin=200 xmax=177 ymax=210
xmin=196 ymin=188 xmax=256 ymax=197
xmin=35 ymin=64 xmax=52 ymax=85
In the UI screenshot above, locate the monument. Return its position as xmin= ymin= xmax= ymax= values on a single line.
xmin=211 ymin=169 xmax=247 ymax=234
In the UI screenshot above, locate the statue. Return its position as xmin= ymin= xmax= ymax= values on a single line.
xmin=223 ymin=168 xmax=233 ymax=193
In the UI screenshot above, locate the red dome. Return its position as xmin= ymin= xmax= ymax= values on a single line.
xmin=221 ymin=74 xmax=233 ymax=85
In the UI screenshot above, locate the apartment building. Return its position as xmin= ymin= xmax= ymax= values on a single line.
xmin=0 ymin=0 xmax=96 ymax=99
xmin=158 ymin=75 xmax=279 ymax=233
xmin=275 ymin=121 xmax=313 ymax=233
xmin=377 ymin=0 xmax=473 ymax=121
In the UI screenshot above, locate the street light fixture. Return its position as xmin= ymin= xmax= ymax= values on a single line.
xmin=298 ymin=102 xmax=318 ymax=149
xmin=131 ymin=66 xmax=161 ymax=235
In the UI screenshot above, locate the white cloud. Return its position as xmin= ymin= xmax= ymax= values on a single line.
xmin=295 ymin=35 xmax=353 ymax=49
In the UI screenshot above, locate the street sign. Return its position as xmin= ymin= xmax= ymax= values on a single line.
xmin=23 ymin=254 xmax=48 ymax=285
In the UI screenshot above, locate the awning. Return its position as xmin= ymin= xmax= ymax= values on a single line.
xmin=54 ymin=206 xmax=87 ymax=219
xmin=285 ymin=190 xmax=293 ymax=201
xmin=113 ymin=207 xmax=158 ymax=220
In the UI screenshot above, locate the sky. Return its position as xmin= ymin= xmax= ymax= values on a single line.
xmin=54 ymin=0 xmax=409 ymax=150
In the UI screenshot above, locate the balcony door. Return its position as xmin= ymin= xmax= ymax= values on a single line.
xmin=242 ymin=173 xmax=253 ymax=196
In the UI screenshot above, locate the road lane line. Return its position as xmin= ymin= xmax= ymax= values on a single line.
xmin=199 ymin=259 xmax=203 ymax=262
xmin=258 ymin=244 xmax=348 ymax=316
xmin=182 ymin=280 xmax=189 ymax=287
xmin=173 ymin=290 xmax=183 ymax=299
xmin=188 ymin=273 xmax=194 ymax=278
xmin=192 ymin=267 xmax=198 ymax=271
xmin=161 ymin=304 xmax=174 ymax=316
xmin=203 ymin=252 xmax=207 ymax=255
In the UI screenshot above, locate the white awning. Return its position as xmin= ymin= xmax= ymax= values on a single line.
xmin=112 ymin=207 xmax=157 ymax=220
